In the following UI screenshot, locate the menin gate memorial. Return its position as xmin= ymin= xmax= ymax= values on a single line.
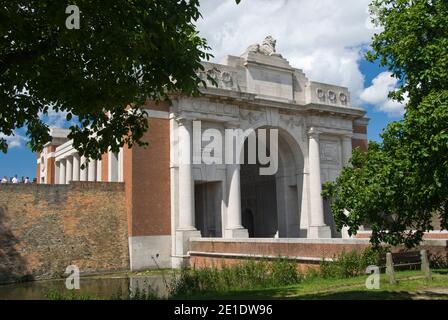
xmin=37 ymin=36 xmax=369 ymax=269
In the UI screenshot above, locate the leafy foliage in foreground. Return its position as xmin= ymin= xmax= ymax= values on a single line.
xmin=0 ymin=1 xmax=216 ymax=158
xmin=325 ymin=91 xmax=448 ymax=248
xmin=323 ymin=0 xmax=448 ymax=248
xmin=367 ymin=0 xmax=448 ymax=107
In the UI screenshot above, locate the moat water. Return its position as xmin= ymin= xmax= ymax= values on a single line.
xmin=0 ymin=273 xmax=170 ymax=300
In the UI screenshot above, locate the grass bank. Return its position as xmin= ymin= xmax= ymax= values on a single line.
xmin=178 ymin=269 xmax=448 ymax=300
xmin=169 ymin=248 xmax=448 ymax=300
xmin=40 ymin=248 xmax=448 ymax=300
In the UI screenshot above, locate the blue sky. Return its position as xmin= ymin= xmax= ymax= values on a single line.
xmin=0 ymin=0 xmax=404 ymax=179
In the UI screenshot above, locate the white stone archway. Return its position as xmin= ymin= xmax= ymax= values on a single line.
xmin=170 ymin=38 xmax=367 ymax=266
xmin=238 ymin=122 xmax=305 ymax=238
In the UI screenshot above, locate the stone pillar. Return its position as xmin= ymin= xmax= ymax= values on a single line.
xmin=109 ymin=152 xmax=119 ymax=182
xmin=72 ymin=155 xmax=80 ymax=181
xmin=177 ymin=118 xmax=195 ymax=230
xmin=174 ymin=117 xmax=201 ymax=264
xmin=65 ymin=156 xmax=73 ymax=184
xmin=55 ymin=161 xmax=60 ymax=184
xmin=225 ymin=123 xmax=248 ymax=238
xmin=341 ymin=134 xmax=353 ymax=166
xmin=80 ymin=156 xmax=88 ymax=181
xmin=88 ymin=159 xmax=96 ymax=181
xmin=96 ymin=159 xmax=102 ymax=182
xmin=225 ymin=163 xmax=249 ymax=237
xmin=59 ymin=159 xmax=66 ymax=185
xmin=307 ymin=128 xmax=331 ymax=238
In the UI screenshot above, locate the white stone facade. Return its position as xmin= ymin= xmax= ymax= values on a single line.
xmin=37 ymin=129 xmax=124 ymax=184
xmin=169 ymin=38 xmax=367 ymax=266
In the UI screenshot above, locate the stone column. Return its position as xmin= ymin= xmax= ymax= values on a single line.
xmin=307 ymin=127 xmax=331 ymax=238
xmin=177 ymin=118 xmax=196 ymax=230
xmin=225 ymin=163 xmax=249 ymax=238
xmin=174 ymin=117 xmax=201 ymax=264
xmin=80 ymin=156 xmax=88 ymax=181
xmin=55 ymin=161 xmax=60 ymax=184
xmin=109 ymin=152 xmax=119 ymax=182
xmin=65 ymin=156 xmax=73 ymax=184
xmin=59 ymin=159 xmax=66 ymax=185
xmin=96 ymin=159 xmax=102 ymax=182
xmin=88 ymin=159 xmax=97 ymax=181
xmin=225 ymin=123 xmax=248 ymax=238
xmin=341 ymin=134 xmax=353 ymax=166
xmin=72 ymin=155 xmax=80 ymax=181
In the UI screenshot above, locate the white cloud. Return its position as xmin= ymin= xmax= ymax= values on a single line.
xmin=198 ymin=0 xmax=377 ymax=106
xmin=360 ymin=71 xmax=406 ymax=117
xmin=45 ymin=108 xmax=69 ymax=129
xmin=0 ymin=132 xmax=27 ymax=148
xmin=39 ymin=106 xmax=73 ymax=129
xmin=0 ymin=108 xmax=72 ymax=149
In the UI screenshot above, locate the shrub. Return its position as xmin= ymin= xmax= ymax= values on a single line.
xmin=169 ymin=258 xmax=302 ymax=297
xmin=429 ymin=254 xmax=448 ymax=269
xmin=130 ymin=285 xmax=159 ymax=300
xmin=271 ymin=258 xmax=302 ymax=286
xmin=319 ymin=247 xmax=382 ymax=279
xmin=45 ymin=289 xmax=94 ymax=300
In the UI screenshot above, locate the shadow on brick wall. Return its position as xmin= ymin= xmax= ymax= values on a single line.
xmin=0 ymin=206 xmax=32 ymax=284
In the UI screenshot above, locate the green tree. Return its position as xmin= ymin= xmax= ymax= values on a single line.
xmin=367 ymin=0 xmax=448 ymax=107
xmin=0 ymin=0 xmax=223 ymax=159
xmin=324 ymin=0 xmax=448 ymax=247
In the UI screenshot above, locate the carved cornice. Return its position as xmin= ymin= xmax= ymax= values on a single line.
xmin=307 ymin=127 xmax=321 ymax=140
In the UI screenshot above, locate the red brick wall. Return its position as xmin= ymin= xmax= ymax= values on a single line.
xmin=44 ymin=145 xmax=57 ymax=184
xmin=189 ymin=239 xmax=448 ymax=270
xmin=0 ymin=182 xmax=129 ymax=284
xmin=352 ymin=122 xmax=368 ymax=152
xmin=124 ymin=144 xmax=134 ymax=236
xmin=191 ymin=240 xmax=370 ymax=259
xmin=189 ymin=240 xmax=370 ymax=270
xmin=124 ymin=101 xmax=171 ymax=238
xmin=144 ymin=100 xmax=170 ymax=112
xmin=46 ymin=157 xmax=56 ymax=184
xmin=352 ymin=138 xmax=368 ymax=151
xmin=101 ymin=152 xmax=108 ymax=182
xmin=353 ymin=125 xmax=367 ymax=134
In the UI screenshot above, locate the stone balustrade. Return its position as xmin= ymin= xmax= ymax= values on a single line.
xmin=55 ymin=154 xmax=102 ymax=184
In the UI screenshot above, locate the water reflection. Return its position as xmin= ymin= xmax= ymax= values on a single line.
xmin=0 ymin=274 xmax=169 ymax=300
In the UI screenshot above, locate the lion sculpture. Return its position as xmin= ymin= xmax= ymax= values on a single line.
xmin=246 ymin=36 xmax=282 ymax=57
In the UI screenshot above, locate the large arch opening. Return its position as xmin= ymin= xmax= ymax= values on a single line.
xmin=240 ymin=127 xmax=305 ymax=238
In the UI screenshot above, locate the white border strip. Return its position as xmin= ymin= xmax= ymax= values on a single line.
xmin=145 ymin=109 xmax=169 ymax=119
xmin=353 ymin=133 xmax=367 ymax=140
xmin=191 ymin=237 xmax=370 ymax=245
xmin=188 ymin=251 xmax=334 ymax=262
